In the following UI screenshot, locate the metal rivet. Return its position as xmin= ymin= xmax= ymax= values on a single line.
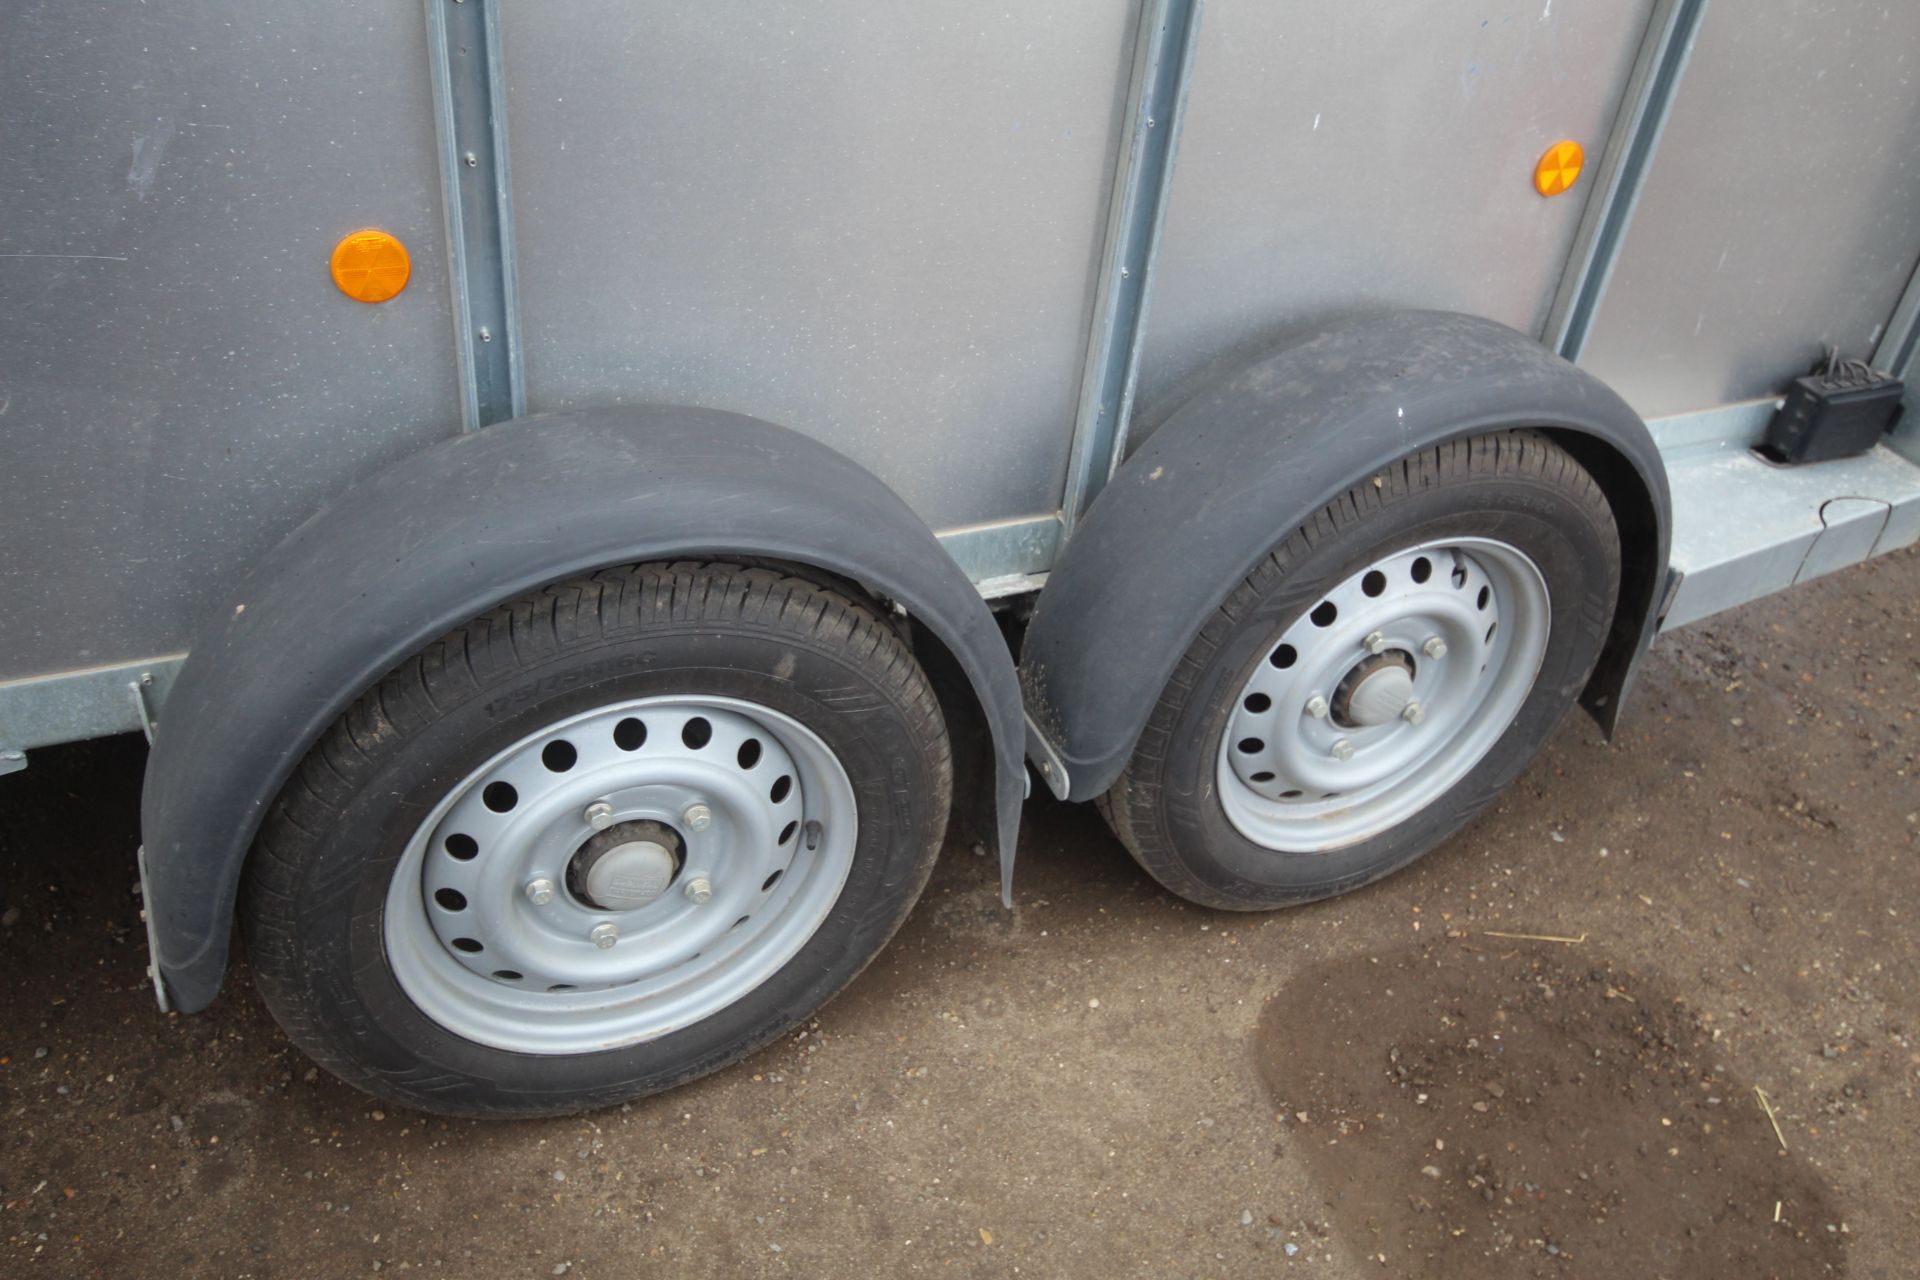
xmin=1330 ymin=739 xmax=1355 ymax=762
xmin=1304 ymin=695 xmax=1329 ymax=720
xmin=1363 ymin=631 xmax=1388 ymax=655
xmin=524 ymin=878 xmax=555 ymax=906
xmin=589 ymin=922 xmax=619 ymax=949
xmin=478 ymin=326 xmax=494 ymax=342
xmin=1423 ymin=636 xmax=1448 ymax=659
xmin=682 ymin=803 xmax=712 ymax=832
xmin=584 ymin=802 xmax=614 ymax=830
xmin=462 ymin=151 xmax=478 ymax=168
xmin=683 ymin=877 xmax=713 ymax=905
xmin=1402 ymin=701 xmax=1425 ymax=725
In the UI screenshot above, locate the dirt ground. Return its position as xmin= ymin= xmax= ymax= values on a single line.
xmin=2 ymin=545 xmax=1916 ymax=1280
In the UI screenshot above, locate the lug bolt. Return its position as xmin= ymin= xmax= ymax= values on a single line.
xmin=1402 ymin=700 xmax=1425 ymax=725
xmin=589 ymin=922 xmax=619 ymax=949
xmin=1363 ymin=631 xmax=1388 ymax=656
xmin=1330 ymin=738 xmax=1355 ymax=762
xmin=584 ymin=802 xmax=615 ymax=830
xmin=1304 ymin=695 xmax=1330 ymax=720
xmin=682 ymin=803 xmax=713 ymax=832
xmin=683 ymin=877 xmax=713 ymax=905
xmin=524 ymin=877 xmax=556 ymax=906
xmin=1422 ymin=636 xmax=1448 ymax=659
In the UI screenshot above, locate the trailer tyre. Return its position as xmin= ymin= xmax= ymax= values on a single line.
xmin=1099 ymin=431 xmax=1620 ymax=909
xmin=240 ymin=561 xmax=950 ymax=1116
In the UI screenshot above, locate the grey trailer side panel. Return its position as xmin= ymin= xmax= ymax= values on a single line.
xmin=498 ymin=2 xmax=1140 ymax=533
xmin=1131 ymin=0 xmax=1656 ymax=424
xmin=0 ymin=2 xmax=462 ymax=684
xmin=141 ymin=408 xmax=1028 ymax=1014
xmin=1579 ymin=2 xmax=1920 ymax=418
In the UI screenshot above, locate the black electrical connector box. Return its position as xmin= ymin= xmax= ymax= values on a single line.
xmin=1760 ymin=353 xmax=1904 ymax=465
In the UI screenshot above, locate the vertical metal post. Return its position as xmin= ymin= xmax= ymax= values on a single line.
xmin=1059 ymin=0 xmax=1204 ymax=534
xmin=1871 ymin=259 xmax=1920 ymax=377
xmin=1543 ymin=0 xmax=1708 ymax=364
xmin=427 ymin=0 xmax=525 ymax=430
xmin=1876 ymin=261 xmax=1920 ymax=465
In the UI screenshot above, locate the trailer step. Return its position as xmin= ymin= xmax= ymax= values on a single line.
xmin=1659 ymin=420 xmax=1920 ymax=630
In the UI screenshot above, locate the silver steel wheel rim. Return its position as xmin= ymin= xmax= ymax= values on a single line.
xmin=384 ymin=695 xmax=857 ymax=1055
xmin=1217 ymin=537 xmax=1550 ymax=852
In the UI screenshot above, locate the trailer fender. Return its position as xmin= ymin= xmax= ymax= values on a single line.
xmin=141 ymin=407 xmax=1026 ymax=1014
xmin=1021 ymin=310 xmax=1671 ymax=803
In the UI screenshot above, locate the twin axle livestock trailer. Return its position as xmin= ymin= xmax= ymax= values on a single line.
xmin=4 ymin=1 xmax=1917 ymax=1114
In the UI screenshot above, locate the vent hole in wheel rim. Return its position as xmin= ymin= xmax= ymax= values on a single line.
xmin=547 ymin=983 xmax=575 ymax=992
xmin=1362 ymin=570 xmax=1387 ymax=597
xmin=1412 ymin=556 xmax=1432 ymax=583
xmin=1477 ymin=585 xmax=1491 ymax=610
xmin=434 ymin=887 xmax=467 ymax=912
xmin=737 ymin=738 xmax=762 ymax=770
xmin=681 ymin=717 xmax=712 ymax=749
xmin=1237 ymin=737 xmax=1265 ymax=754
xmin=779 ymin=820 xmax=798 ymax=845
xmin=492 ymin=970 xmax=523 ymax=981
xmin=1243 ymin=692 xmax=1271 ymax=713
xmin=444 ymin=833 xmax=478 ymax=861
xmin=1270 ymin=644 xmax=1298 ymax=669
xmin=1310 ymin=601 xmax=1338 ymax=627
xmin=1250 ymin=771 xmax=1275 ymax=783
xmin=770 ymin=774 xmax=793 ymax=803
xmin=1452 ymin=565 xmax=1468 ymax=588
xmin=732 ymin=916 xmax=751 ymax=931
xmin=1280 ymin=789 xmax=1304 ymax=799
xmin=540 ymin=740 xmax=577 ymax=772
xmin=762 ymin=868 xmax=783 ymax=892
xmin=1486 ymin=621 xmax=1498 ymax=643
xmin=482 ymin=782 xmax=517 ymax=813
xmin=613 ymin=717 xmax=646 ymax=751
xmin=452 ymin=937 xmax=483 ymax=953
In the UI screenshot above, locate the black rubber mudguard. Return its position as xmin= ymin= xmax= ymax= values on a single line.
xmin=142 ymin=407 xmax=1025 ymax=1013
xmin=1022 ymin=310 xmax=1671 ymax=803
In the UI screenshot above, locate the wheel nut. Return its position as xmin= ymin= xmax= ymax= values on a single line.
xmin=589 ymin=922 xmax=619 ymax=949
xmin=584 ymin=802 xmax=615 ymax=830
xmin=524 ymin=877 xmax=556 ymax=906
xmin=683 ymin=877 xmax=713 ymax=905
xmin=1402 ymin=700 xmax=1425 ymax=725
xmin=1304 ymin=695 xmax=1330 ymax=720
xmin=1422 ymin=635 xmax=1448 ymax=659
xmin=1330 ymin=738 xmax=1355 ymax=762
xmin=1363 ymin=631 xmax=1388 ymax=656
xmin=682 ymin=803 xmax=713 ymax=832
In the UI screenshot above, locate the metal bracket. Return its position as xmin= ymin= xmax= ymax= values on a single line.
xmin=127 ymin=672 xmax=159 ymax=745
xmin=137 ymin=846 xmax=174 ymax=1014
xmin=1023 ymin=710 xmax=1073 ymax=801
xmin=1543 ymin=0 xmax=1709 ymax=364
xmin=0 ymin=749 xmax=24 ymax=778
xmin=1059 ymin=0 xmax=1205 ymax=532
xmin=426 ymin=0 xmax=525 ymax=430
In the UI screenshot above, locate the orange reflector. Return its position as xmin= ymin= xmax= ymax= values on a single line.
xmin=1533 ymin=140 xmax=1584 ymax=197
xmin=330 ymin=228 xmax=412 ymax=303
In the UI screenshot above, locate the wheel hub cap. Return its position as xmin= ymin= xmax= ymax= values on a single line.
xmin=1217 ymin=538 xmax=1551 ymax=852
xmin=571 ymin=821 xmax=680 ymax=911
xmin=1336 ymin=654 xmax=1415 ymax=727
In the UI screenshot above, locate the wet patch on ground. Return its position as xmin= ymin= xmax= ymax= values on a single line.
xmin=1257 ymin=938 xmax=1848 ymax=1278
